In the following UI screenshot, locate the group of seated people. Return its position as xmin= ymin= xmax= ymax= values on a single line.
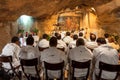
xmin=0 ymin=31 xmax=120 ymax=80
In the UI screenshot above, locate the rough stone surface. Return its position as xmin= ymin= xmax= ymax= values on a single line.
xmin=0 ymin=0 xmax=112 ymax=21
xmin=1 ymin=0 xmax=120 ymax=52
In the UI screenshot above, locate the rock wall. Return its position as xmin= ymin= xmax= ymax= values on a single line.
xmin=1 ymin=0 xmax=120 ymax=52
xmin=37 ymin=15 xmax=58 ymax=38
xmin=96 ymin=0 xmax=120 ymax=33
xmin=95 ymin=0 xmax=120 ymax=44
xmin=0 ymin=22 xmax=18 ymax=53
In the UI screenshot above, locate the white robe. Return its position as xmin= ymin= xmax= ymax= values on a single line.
xmin=19 ymin=45 xmax=40 ymax=75
xmin=69 ymin=46 xmax=93 ymax=77
xmin=41 ymin=47 xmax=66 ymax=78
xmin=93 ymin=44 xmax=119 ymax=80
xmin=1 ymin=43 xmax=20 ymax=70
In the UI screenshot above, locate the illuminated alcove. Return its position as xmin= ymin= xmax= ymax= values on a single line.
xmin=17 ymin=15 xmax=36 ymax=36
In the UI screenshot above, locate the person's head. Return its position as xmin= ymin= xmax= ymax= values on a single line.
xmin=49 ymin=36 xmax=57 ymax=47
xmin=55 ymin=32 xmax=59 ymax=37
xmin=104 ymin=33 xmax=109 ymax=38
xmin=90 ymin=33 xmax=96 ymax=41
xmin=26 ymin=36 xmax=34 ymax=45
xmin=96 ymin=37 xmax=106 ymax=45
xmin=56 ymin=34 xmax=61 ymax=40
xmin=66 ymin=32 xmax=71 ymax=36
xmin=73 ymin=34 xmax=78 ymax=40
xmin=108 ymin=37 xmax=115 ymax=43
xmin=79 ymin=32 xmax=83 ymax=37
xmin=43 ymin=34 xmax=48 ymax=39
xmin=76 ymin=38 xmax=85 ymax=47
xmin=81 ymin=28 xmax=84 ymax=31
xmin=11 ymin=36 xmax=20 ymax=46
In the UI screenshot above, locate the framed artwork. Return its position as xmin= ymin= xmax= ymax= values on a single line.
xmin=57 ymin=16 xmax=80 ymax=31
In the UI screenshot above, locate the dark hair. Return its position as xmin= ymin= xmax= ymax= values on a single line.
xmin=11 ymin=36 xmax=19 ymax=43
xmin=56 ymin=34 xmax=61 ymax=40
xmin=104 ymin=33 xmax=109 ymax=38
xmin=76 ymin=38 xmax=85 ymax=46
xmin=79 ymin=32 xmax=83 ymax=37
xmin=73 ymin=34 xmax=78 ymax=40
xmin=81 ymin=28 xmax=84 ymax=30
xmin=49 ymin=37 xmax=57 ymax=47
xmin=55 ymin=32 xmax=59 ymax=37
xmin=43 ymin=34 xmax=48 ymax=39
xmin=26 ymin=36 xmax=34 ymax=45
xmin=97 ymin=37 xmax=106 ymax=44
xmin=66 ymin=32 xmax=70 ymax=36
xmin=90 ymin=33 xmax=96 ymax=41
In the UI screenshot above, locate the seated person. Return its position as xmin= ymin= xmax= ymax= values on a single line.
xmin=56 ymin=33 xmax=67 ymax=52
xmin=38 ymin=34 xmax=49 ymax=51
xmin=92 ymin=37 xmax=119 ymax=80
xmin=68 ymin=34 xmax=78 ymax=49
xmin=19 ymin=36 xmax=40 ymax=79
xmin=108 ymin=37 xmax=120 ymax=50
xmin=86 ymin=33 xmax=98 ymax=51
xmin=1 ymin=36 xmax=21 ymax=72
xmin=68 ymin=38 xmax=93 ymax=79
xmin=41 ymin=36 xmax=66 ymax=79
xmin=63 ymin=32 xmax=73 ymax=46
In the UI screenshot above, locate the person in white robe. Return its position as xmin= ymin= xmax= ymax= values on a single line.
xmin=41 ymin=37 xmax=66 ymax=79
xmin=63 ymin=32 xmax=73 ymax=46
xmin=19 ymin=36 xmax=40 ymax=75
xmin=69 ymin=38 xmax=93 ymax=79
xmin=38 ymin=34 xmax=49 ymax=51
xmin=1 ymin=36 xmax=21 ymax=72
xmin=92 ymin=37 xmax=119 ymax=80
xmin=68 ymin=34 xmax=78 ymax=49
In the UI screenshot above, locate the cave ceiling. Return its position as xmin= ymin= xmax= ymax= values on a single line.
xmin=0 ymin=0 xmax=114 ymax=22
